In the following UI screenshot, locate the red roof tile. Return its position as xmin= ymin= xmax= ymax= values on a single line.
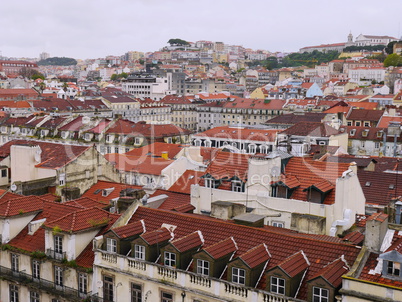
xmin=203 ymin=237 xmax=237 ymax=259
xmin=112 ymin=220 xmax=145 ymax=239
xmin=309 ymin=256 xmax=349 ymax=288
xmin=277 ymin=251 xmax=310 ymax=278
xmin=171 ymin=230 xmax=203 ymax=252
xmin=140 ymin=227 xmax=173 ymax=245
xmin=44 ymin=207 xmax=116 ymax=233
xmin=239 ymin=243 xmax=270 ymax=269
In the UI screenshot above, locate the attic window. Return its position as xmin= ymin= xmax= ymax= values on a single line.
xmin=350 ymin=129 xmax=356 ymax=136
xmin=362 ymin=130 xmax=369 ymax=137
xmin=377 ymin=132 xmax=383 ymax=138
xmin=365 ymin=182 xmax=371 ymax=187
xmin=389 ymin=184 xmax=395 ymax=190
xmin=94 ymin=189 xmax=101 ymax=195
xmin=102 ymin=187 xmax=115 ymax=197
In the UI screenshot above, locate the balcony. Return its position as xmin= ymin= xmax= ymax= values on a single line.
xmin=47 ymin=249 xmax=66 ymax=261
xmin=0 ymin=265 xmax=92 ymax=301
xmin=95 ymin=249 xmax=304 ymax=302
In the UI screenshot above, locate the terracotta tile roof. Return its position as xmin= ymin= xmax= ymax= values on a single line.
xmin=172 ymin=203 xmax=195 ymax=213
xmin=128 ymin=207 xmax=360 ymax=300
xmin=202 ymin=237 xmax=237 ymax=259
xmin=358 ymin=251 xmax=402 ymax=287
xmin=346 ymin=109 xmax=384 ymax=122
xmin=81 ymin=180 xmax=142 ymax=203
xmin=277 ymin=251 xmax=310 ymax=278
xmin=272 ymin=175 xmax=300 ymax=189
xmin=357 ymin=171 xmax=402 ymax=206
xmin=85 ymin=119 xmax=112 ymax=134
xmin=264 ymin=113 xmax=326 ymax=125
xmin=0 ymin=195 xmax=45 ymax=217
xmin=0 ymin=100 xmax=31 ymax=109
xmin=342 ymin=231 xmax=365 ymax=245
xmin=200 ymin=151 xmax=249 ymax=187
xmin=171 ymin=230 xmax=203 ymax=253
xmin=0 ymin=139 xmax=90 ymax=170
xmin=112 ymin=220 xmax=145 ymax=239
xmin=58 ymin=116 xmax=84 ymax=131
xmin=280 ymin=122 xmax=340 ymax=137
xmin=63 ymin=197 xmax=108 ymax=208
xmin=141 ymin=227 xmax=173 ymax=245
xmin=155 ymin=190 xmax=191 ymax=210
xmin=40 ymin=116 xmax=68 ymax=129
xmin=106 ymin=119 xmax=191 ymax=137
xmin=355 ymin=214 xmax=369 ymax=228
xmin=309 ymin=256 xmax=349 ymax=288
xmin=105 ymin=153 xmax=173 ymax=175
xmin=125 ymin=142 xmax=184 ymax=159
xmin=44 ymin=207 xmax=116 ymax=233
xmin=377 ymin=116 xmax=402 ymax=128
xmin=238 ymin=243 xmax=271 ymax=269
xmin=281 ymin=157 xmax=350 ymax=204
xmin=168 ymin=170 xmax=203 ymax=194
xmin=367 ymin=212 xmax=388 ymax=222
xmin=222 ymin=98 xmax=285 ymax=110
xmin=194 ymin=126 xmax=278 ymax=142
xmin=161 ymin=95 xmax=192 ymax=104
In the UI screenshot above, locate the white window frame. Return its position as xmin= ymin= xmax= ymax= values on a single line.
xmin=270 ymin=276 xmax=285 ymax=294
xmin=134 ymin=245 xmax=145 ymax=260
xmin=32 ymin=260 xmax=40 ymax=280
xmin=131 ymin=283 xmax=142 ymax=302
xmin=232 ymin=267 xmax=246 ymax=285
xmin=232 ymin=180 xmax=244 ymax=192
xmin=312 ymin=286 xmax=329 ymax=302
xmin=30 ymin=291 xmax=40 ymax=302
xmin=387 ymin=260 xmax=401 ymax=276
xmin=197 ymin=259 xmax=210 ymax=276
xmin=164 ymin=252 xmax=176 ymax=267
xmin=78 ymin=273 xmax=88 ymax=294
xmin=272 ymin=221 xmax=284 ymax=228
xmin=106 ymin=238 xmax=117 ymax=253
xmin=10 ymin=284 xmax=19 ymax=302
xmin=11 ymin=253 xmax=19 ymax=272
xmin=55 ymin=266 xmax=63 ymax=287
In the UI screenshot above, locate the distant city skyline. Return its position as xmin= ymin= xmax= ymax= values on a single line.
xmin=1 ymin=0 xmax=401 ymax=60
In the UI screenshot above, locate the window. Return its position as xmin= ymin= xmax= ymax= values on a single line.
xmin=364 ymin=122 xmax=370 ymax=127
xmin=1 ymin=169 xmax=6 ymax=178
xmin=30 ymin=291 xmax=40 ymax=302
xmin=11 ymin=253 xmax=19 ymax=272
xmin=232 ymin=181 xmax=244 ymax=192
xmin=131 ymin=283 xmax=142 ymax=302
xmin=54 ymin=266 xmax=63 ymax=287
xmin=54 ymin=235 xmax=63 ymax=259
xmin=270 ymin=277 xmax=285 ymax=294
xmin=78 ymin=273 xmax=88 ymax=295
xmin=355 ymin=121 xmax=361 ymax=126
xmin=106 ymin=238 xmax=117 ymax=253
xmin=103 ymin=275 xmax=114 ymax=302
xmin=387 ymin=261 xmax=401 ymax=276
xmin=134 ymin=245 xmax=145 ymax=260
xmin=272 ymin=221 xmax=284 ymax=228
xmin=232 ymin=267 xmax=246 ymax=285
xmin=59 ymin=174 xmax=65 ymax=186
xmin=313 ymin=287 xmax=329 ymax=302
xmin=164 ymin=252 xmax=176 ymax=267
xmin=161 ymin=291 xmax=173 ymax=302
xmin=9 ymin=284 xmax=19 ymax=302
xmin=375 ymin=142 xmax=380 ymax=149
xmin=32 ymin=260 xmax=40 ymax=280
xmin=197 ymin=259 xmax=210 ymax=276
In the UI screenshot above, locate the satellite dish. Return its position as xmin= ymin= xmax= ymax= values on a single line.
xmin=10 ymin=184 xmax=17 ymax=192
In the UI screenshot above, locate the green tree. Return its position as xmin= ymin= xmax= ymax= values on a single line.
xmin=383 ymin=53 xmax=402 ymax=67
xmin=385 ymin=41 xmax=401 ymax=55
xmin=167 ymin=38 xmax=190 ymax=46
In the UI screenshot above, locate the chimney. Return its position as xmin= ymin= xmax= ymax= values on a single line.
xmin=364 ymin=213 xmax=388 ymax=253
xmin=349 ymin=162 xmax=357 ymax=174
xmin=161 ymin=151 xmax=169 ymax=160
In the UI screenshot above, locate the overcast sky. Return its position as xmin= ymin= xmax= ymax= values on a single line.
xmin=1 ymin=0 xmax=401 ymax=60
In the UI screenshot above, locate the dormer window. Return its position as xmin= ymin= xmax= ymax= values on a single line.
xmin=313 ymin=287 xmax=329 ymax=302
xmin=232 ymin=180 xmax=245 ymax=192
xmin=270 ymin=276 xmax=285 ymax=295
xmin=164 ymin=251 xmax=176 ymax=267
xmin=350 ymin=129 xmax=356 ymax=136
xmin=387 ymin=261 xmax=401 ymax=276
xmin=134 ymin=245 xmax=145 ymax=260
xmin=232 ymin=267 xmax=246 ymax=285
xmin=197 ymin=259 xmax=210 ymax=276
xmin=106 ymin=238 xmax=117 ymax=253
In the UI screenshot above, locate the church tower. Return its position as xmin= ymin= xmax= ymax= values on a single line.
xmin=346 ymin=32 xmax=354 ymax=46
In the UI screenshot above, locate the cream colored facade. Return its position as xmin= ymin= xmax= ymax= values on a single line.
xmin=92 ymin=236 xmax=302 ymax=302
xmin=191 ymin=157 xmax=365 ymax=236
